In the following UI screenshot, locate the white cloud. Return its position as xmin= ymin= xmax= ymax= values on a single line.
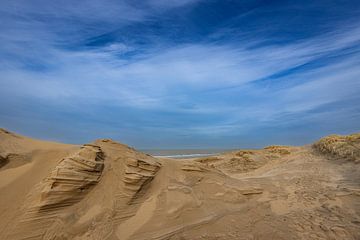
xmin=1 ymin=22 xmax=360 ymax=113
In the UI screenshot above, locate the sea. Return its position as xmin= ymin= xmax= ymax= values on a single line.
xmin=141 ymin=149 xmax=235 ymax=159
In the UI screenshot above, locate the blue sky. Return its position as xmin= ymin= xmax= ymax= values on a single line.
xmin=0 ymin=0 xmax=359 ymax=148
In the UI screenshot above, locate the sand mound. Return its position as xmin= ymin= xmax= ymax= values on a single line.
xmin=0 ymin=128 xmax=75 ymax=170
xmin=1 ymin=129 xmax=360 ymax=240
xmin=196 ymin=146 xmax=293 ymax=174
xmin=313 ymin=133 xmax=360 ymax=162
xmin=1 ymin=136 xmax=163 ymax=240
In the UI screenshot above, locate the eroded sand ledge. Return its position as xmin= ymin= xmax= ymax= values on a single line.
xmin=0 ymin=128 xmax=359 ymax=240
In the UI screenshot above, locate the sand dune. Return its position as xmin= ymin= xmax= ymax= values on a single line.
xmin=0 ymin=129 xmax=359 ymax=239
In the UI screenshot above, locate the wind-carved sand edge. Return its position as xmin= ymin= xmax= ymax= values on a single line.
xmin=8 ymin=144 xmax=105 ymax=240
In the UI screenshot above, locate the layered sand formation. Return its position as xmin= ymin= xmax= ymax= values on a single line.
xmin=0 ymin=129 xmax=359 ymax=239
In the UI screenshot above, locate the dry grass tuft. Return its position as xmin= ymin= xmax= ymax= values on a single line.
xmin=313 ymin=133 xmax=360 ymax=162
xmin=235 ymin=150 xmax=254 ymax=158
xmin=264 ymin=145 xmax=291 ymax=155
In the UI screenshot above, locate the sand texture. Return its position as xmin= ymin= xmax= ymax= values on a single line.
xmin=0 ymin=128 xmax=360 ymax=239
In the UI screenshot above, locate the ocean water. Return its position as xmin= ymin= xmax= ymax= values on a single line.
xmin=141 ymin=149 xmax=234 ymax=159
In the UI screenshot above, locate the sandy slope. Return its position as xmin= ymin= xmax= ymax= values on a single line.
xmin=0 ymin=128 xmax=359 ymax=240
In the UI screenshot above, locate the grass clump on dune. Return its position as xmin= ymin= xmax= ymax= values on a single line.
xmin=313 ymin=133 xmax=360 ymax=162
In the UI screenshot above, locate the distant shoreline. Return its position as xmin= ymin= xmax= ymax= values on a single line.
xmin=141 ymin=149 xmax=236 ymax=159
xmin=154 ymin=153 xmax=216 ymax=159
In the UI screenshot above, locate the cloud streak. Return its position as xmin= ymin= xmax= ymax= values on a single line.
xmin=0 ymin=0 xmax=359 ymax=148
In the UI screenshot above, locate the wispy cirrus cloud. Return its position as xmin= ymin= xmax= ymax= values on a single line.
xmin=0 ymin=0 xmax=359 ymax=147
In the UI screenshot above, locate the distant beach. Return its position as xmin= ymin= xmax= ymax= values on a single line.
xmin=141 ymin=149 xmax=235 ymax=159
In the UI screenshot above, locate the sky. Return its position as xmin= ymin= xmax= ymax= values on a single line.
xmin=0 ymin=0 xmax=360 ymax=149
